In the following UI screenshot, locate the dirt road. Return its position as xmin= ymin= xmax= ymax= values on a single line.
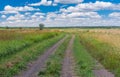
xmin=15 ymin=35 xmax=68 ymax=77
xmin=93 ymin=61 xmax=115 ymax=77
xmin=60 ymin=35 xmax=77 ymax=77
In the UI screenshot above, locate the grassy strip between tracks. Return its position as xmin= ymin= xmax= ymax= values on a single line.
xmin=73 ymin=35 xmax=95 ymax=77
xmin=0 ymin=34 xmax=65 ymax=77
xmin=38 ymin=35 xmax=71 ymax=77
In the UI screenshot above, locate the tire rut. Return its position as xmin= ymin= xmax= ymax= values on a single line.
xmin=60 ymin=35 xmax=77 ymax=77
xmin=14 ymin=35 xmax=68 ymax=77
xmin=93 ymin=61 xmax=115 ymax=77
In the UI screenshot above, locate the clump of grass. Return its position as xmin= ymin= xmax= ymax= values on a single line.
xmin=73 ymin=35 xmax=95 ymax=77
xmin=38 ymin=35 xmax=70 ymax=77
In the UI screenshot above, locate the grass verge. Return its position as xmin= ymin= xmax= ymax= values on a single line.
xmin=0 ymin=32 xmax=59 ymax=59
xmin=79 ymin=32 xmax=120 ymax=77
xmin=0 ymin=34 xmax=65 ymax=77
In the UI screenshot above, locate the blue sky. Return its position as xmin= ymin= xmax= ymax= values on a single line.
xmin=0 ymin=0 xmax=120 ymax=27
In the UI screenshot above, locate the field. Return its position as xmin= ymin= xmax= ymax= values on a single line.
xmin=0 ymin=28 xmax=120 ymax=77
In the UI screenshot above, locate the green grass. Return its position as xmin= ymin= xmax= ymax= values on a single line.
xmin=38 ymin=35 xmax=71 ymax=77
xmin=0 ymin=34 xmax=65 ymax=77
xmin=0 ymin=32 xmax=59 ymax=60
xmin=79 ymin=32 xmax=120 ymax=77
xmin=73 ymin=35 xmax=95 ymax=77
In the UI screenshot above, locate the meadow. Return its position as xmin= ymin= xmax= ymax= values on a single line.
xmin=78 ymin=29 xmax=120 ymax=77
xmin=0 ymin=28 xmax=120 ymax=77
xmin=0 ymin=29 xmax=64 ymax=77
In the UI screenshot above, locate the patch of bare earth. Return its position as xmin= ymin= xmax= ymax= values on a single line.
xmin=60 ymin=35 xmax=78 ymax=77
xmin=93 ymin=61 xmax=115 ymax=77
xmin=14 ymin=35 xmax=68 ymax=77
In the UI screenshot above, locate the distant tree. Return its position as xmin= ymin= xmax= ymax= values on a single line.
xmin=6 ymin=26 xmax=9 ymax=29
xmin=19 ymin=27 xmax=22 ymax=29
xmin=39 ymin=23 xmax=44 ymax=30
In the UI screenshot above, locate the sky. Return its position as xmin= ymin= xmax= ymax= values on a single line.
xmin=0 ymin=0 xmax=120 ymax=27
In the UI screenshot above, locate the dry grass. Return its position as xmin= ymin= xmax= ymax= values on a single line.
xmin=78 ymin=29 xmax=120 ymax=77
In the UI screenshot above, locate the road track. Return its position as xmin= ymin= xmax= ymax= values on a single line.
xmin=60 ymin=35 xmax=77 ymax=77
xmin=15 ymin=35 xmax=68 ymax=77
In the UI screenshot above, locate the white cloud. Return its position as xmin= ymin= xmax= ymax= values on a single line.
xmin=0 ymin=10 xmax=18 ymax=14
xmin=25 ymin=12 xmax=31 ymax=15
xmin=45 ymin=11 xmax=101 ymax=20
xmin=6 ymin=12 xmax=45 ymax=23
xmin=67 ymin=12 xmax=101 ymax=18
xmin=52 ymin=3 xmax=58 ymax=6
xmin=31 ymin=15 xmax=37 ymax=18
xmin=31 ymin=12 xmax=45 ymax=20
xmin=60 ymin=1 xmax=120 ymax=13
xmin=7 ymin=13 xmax=25 ymax=21
xmin=1 ymin=17 xmax=120 ymax=27
xmin=0 ymin=5 xmax=39 ymax=14
xmin=43 ymin=17 xmax=120 ymax=27
xmin=29 ymin=0 xmax=52 ymax=6
xmin=5 ymin=5 xmax=39 ymax=11
xmin=0 ymin=1 xmax=120 ymax=27
xmin=44 ymin=10 xmax=102 ymax=26
xmin=109 ymin=12 xmax=120 ymax=19
xmin=54 ymin=0 xmax=83 ymax=4
xmin=34 ymin=12 xmax=45 ymax=16
xmin=1 ymin=15 xmax=7 ymax=18
xmin=46 ymin=12 xmax=57 ymax=20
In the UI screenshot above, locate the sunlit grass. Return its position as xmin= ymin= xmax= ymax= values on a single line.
xmin=79 ymin=30 xmax=120 ymax=77
xmin=73 ymin=35 xmax=95 ymax=77
xmin=0 ymin=30 xmax=64 ymax=77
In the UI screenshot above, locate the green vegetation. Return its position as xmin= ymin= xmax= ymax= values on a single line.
xmin=39 ymin=23 xmax=44 ymax=30
xmin=79 ymin=32 xmax=120 ymax=77
xmin=0 ymin=31 xmax=64 ymax=77
xmin=0 ymin=31 xmax=58 ymax=60
xmin=38 ymin=35 xmax=71 ymax=77
xmin=73 ymin=35 xmax=95 ymax=77
xmin=0 ymin=29 xmax=120 ymax=77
